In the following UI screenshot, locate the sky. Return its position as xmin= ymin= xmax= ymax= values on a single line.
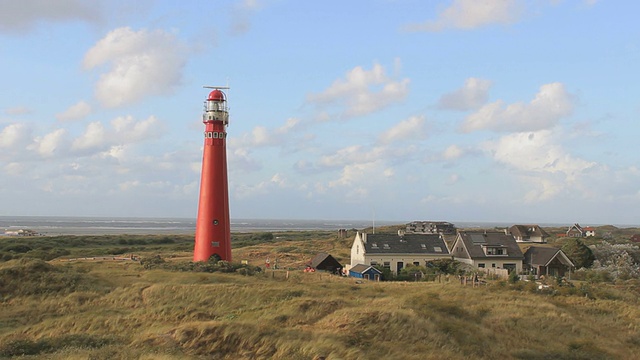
xmin=0 ymin=0 xmax=638 ymax=226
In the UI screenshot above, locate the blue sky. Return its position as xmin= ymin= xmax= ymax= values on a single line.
xmin=0 ymin=0 xmax=638 ymax=226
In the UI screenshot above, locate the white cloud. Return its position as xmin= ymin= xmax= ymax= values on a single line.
xmin=28 ymin=128 xmax=67 ymax=157
xmin=0 ymin=123 xmax=30 ymax=148
xmin=230 ymin=0 xmax=263 ymax=35
xmin=404 ymin=0 xmax=523 ymax=32
xmin=0 ymin=0 xmax=100 ymax=33
xmin=3 ymin=106 xmax=31 ymax=115
xmin=56 ymin=101 xmax=92 ymax=121
xmin=4 ymin=162 xmax=24 ymax=176
xmin=442 ymin=144 xmax=465 ymax=161
xmin=111 ymin=115 xmax=164 ymax=142
xmin=72 ymin=121 xmax=106 ymax=151
xmin=484 ymin=129 xmax=597 ymax=202
xmin=438 ymin=78 xmax=492 ymax=110
xmin=378 ymin=115 xmax=428 ymax=145
xmin=307 ymin=62 xmax=410 ymax=118
xmin=461 ymin=82 xmax=573 ymax=133
xmin=83 ymin=27 xmax=188 ymax=108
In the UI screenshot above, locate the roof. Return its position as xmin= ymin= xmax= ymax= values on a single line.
xmin=509 ymin=225 xmax=549 ymax=239
xmin=349 ymin=264 xmax=382 ymax=274
xmin=524 ymin=246 xmax=574 ymax=267
xmin=310 ymin=252 xmax=342 ymax=269
xmin=363 ymin=233 xmax=449 ymax=255
xmin=456 ymin=231 xmax=524 ymax=260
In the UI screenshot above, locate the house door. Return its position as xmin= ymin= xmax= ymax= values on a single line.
xmin=397 ymin=261 xmax=404 ymax=274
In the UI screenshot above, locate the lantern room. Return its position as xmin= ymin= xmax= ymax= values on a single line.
xmin=203 ymin=89 xmax=229 ymax=124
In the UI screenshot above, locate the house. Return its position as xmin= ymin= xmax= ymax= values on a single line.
xmin=309 ymin=253 xmax=343 ymax=274
xmin=566 ymin=223 xmax=595 ymax=237
xmin=508 ymin=225 xmax=549 ymax=243
xmin=630 ymin=234 xmax=640 ymax=243
xmin=450 ymin=231 xmax=524 ymax=273
xmin=405 ymin=221 xmax=456 ymax=235
xmin=523 ymin=246 xmax=574 ymax=278
xmin=350 ymin=231 xmax=451 ymax=275
xmin=349 ymin=264 xmax=383 ymax=281
xmin=583 ymin=227 xmax=596 ymax=237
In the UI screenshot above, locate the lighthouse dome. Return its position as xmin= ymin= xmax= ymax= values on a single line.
xmin=208 ymin=89 xmax=225 ymax=101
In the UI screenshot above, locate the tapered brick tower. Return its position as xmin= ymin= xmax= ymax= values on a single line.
xmin=193 ymin=88 xmax=231 ymax=262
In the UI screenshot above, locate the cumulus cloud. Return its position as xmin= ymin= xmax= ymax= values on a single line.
xmin=378 ymin=115 xmax=428 ymax=145
xmin=111 ymin=115 xmax=164 ymax=142
xmin=70 ymin=115 xmax=164 ymax=154
xmin=460 ymin=82 xmax=573 ymax=133
xmin=3 ymin=106 xmax=31 ymax=115
xmin=72 ymin=121 xmax=106 ymax=151
xmin=28 ymin=128 xmax=67 ymax=157
xmin=230 ymin=0 xmax=263 ymax=35
xmin=0 ymin=123 xmax=30 ymax=148
xmin=437 ymin=78 xmax=492 ymax=110
xmin=83 ymin=27 xmax=188 ymax=108
xmin=483 ymin=129 xmax=596 ymax=201
xmin=442 ymin=144 xmax=465 ymax=161
xmin=56 ymin=101 xmax=92 ymax=122
xmin=0 ymin=0 xmax=101 ymax=33
xmin=307 ymin=62 xmax=410 ymax=119
xmin=404 ymin=0 xmax=523 ymax=32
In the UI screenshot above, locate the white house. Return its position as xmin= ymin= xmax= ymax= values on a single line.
xmin=350 ymin=231 xmax=451 ymax=275
xmin=450 ymin=231 xmax=524 ymax=274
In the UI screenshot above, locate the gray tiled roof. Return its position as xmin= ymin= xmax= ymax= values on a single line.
xmin=350 ymin=264 xmax=381 ymax=274
xmin=364 ymin=233 xmax=449 ymax=255
xmin=458 ymin=231 xmax=524 ymax=260
xmin=524 ymin=246 xmax=573 ymax=267
xmin=509 ymin=225 xmax=550 ymax=239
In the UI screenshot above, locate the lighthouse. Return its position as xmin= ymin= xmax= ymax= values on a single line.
xmin=193 ymin=87 xmax=232 ymax=262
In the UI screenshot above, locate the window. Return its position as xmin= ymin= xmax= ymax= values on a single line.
xmin=383 ymin=244 xmax=390 ymax=249
xmin=413 ymin=262 xmax=420 ymax=266
xmin=383 ymin=262 xmax=390 ymax=269
xmin=371 ymin=243 xmax=378 ymax=249
xmin=434 ymin=246 xmax=442 ymax=252
xmin=364 ymin=274 xmax=370 ymax=280
xmin=370 ymin=261 xmax=378 ymax=266
xmin=492 ymin=263 xmax=496 ymax=268
xmin=478 ymin=263 xmax=485 ymax=268
xmin=420 ymin=244 xmax=427 ymax=249
xmin=486 ymin=247 xmax=506 ymax=255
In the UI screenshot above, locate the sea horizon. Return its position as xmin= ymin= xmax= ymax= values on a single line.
xmin=0 ymin=215 xmax=637 ymax=236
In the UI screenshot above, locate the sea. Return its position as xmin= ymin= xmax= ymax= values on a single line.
xmin=2 ymin=216 xmax=633 ymax=236
xmin=0 ymin=216 xmax=403 ymax=236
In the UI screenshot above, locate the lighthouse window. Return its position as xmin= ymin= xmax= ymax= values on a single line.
xmin=213 ymin=132 xmax=219 ymax=138
xmin=213 ymin=219 xmax=219 ymax=225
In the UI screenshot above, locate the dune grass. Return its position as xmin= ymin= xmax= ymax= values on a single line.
xmin=0 ymin=232 xmax=639 ymax=359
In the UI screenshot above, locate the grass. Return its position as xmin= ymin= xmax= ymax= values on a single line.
xmin=0 ymin=229 xmax=639 ymax=359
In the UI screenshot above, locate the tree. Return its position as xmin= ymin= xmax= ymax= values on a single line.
xmin=561 ymin=238 xmax=595 ymax=269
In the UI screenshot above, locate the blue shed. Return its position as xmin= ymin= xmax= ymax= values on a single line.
xmin=349 ymin=264 xmax=383 ymax=281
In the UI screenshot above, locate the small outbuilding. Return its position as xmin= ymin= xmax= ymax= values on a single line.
xmin=524 ymin=246 xmax=575 ymax=278
xmin=310 ymin=252 xmax=343 ymax=274
xmin=349 ymin=264 xmax=382 ymax=281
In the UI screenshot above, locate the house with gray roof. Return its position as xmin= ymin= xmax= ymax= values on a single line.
xmin=509 ymin=225 xmax=549 ymax=243
xmin=350 ymin=231 xmax=451 ymax=275
xmin=348 ymin=264 xmax=383 ymax=281
xmin=451 ymin=231 xmax=524 ymax=274
xmin=523 ymin=246 xmax=574 ymax=278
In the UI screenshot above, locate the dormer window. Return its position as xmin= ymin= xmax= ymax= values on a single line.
xmin=434 ymin=246 xmax=442 ymax=253
xmin=420 ymin=244 xmax=427 ymax=249
xmin=484 ymin=246 xmax=506 ymax=256
xmin=383 ymin=244 xmax=390 ymax=249
xmin=371 ymin=243 xmax=378 ymax=249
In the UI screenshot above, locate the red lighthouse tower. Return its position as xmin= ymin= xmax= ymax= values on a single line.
xmin=194 ymin=87 xmax=232 ymax=262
